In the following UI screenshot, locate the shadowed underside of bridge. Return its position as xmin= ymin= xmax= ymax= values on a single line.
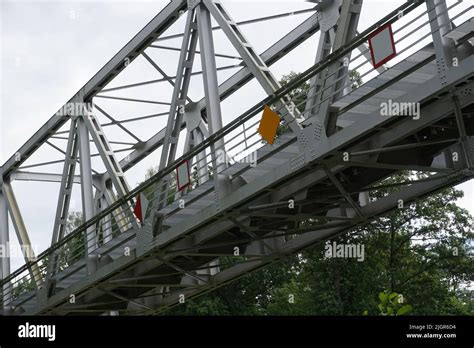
xmin=0 ymin=0 xmax=473 ymax=315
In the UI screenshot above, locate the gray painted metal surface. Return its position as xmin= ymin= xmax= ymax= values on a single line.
xmin=0 ymin=0 xmax=473 ymax=315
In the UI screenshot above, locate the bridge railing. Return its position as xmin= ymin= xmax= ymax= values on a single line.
xmin=301 ymin=0 xmax=467 ymax=124
xmin=138 ymin=0 xmax=470 ymax=213
xmin=3 ymin=0 xmax=459 ymax=311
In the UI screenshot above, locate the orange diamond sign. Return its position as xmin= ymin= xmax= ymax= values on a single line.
xmin=258 ymin=106 xmax=281 ymax=145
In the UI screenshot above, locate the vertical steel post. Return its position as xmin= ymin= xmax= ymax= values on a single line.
xmin=151 ymin=8 xmax=200 ymax=213
xmin=0 ymin=188 xmax=12 ymax=313
xmin=159 ymin=9 xmax=199 ymax=171
xmin=77 ymin=115 xmax=97 ymax=274
xmin=304 ymin=24 xmax=335 ymax=122
xmin=203 ymin=0 xmax=303 ymax=132
xmin=46 ymin=119 xmax=79 ymax=295
xmin=50 ymin=119 xmax=79 ymax=247
xmin=427 ymin=0 xmax=454 ymax=79
xmin=197 ymin=3 xmax=231 ymax=199
xmin=310 ymin=0 xmax=362 ymax=136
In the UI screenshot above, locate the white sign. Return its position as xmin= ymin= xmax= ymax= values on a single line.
xmin=176 ymin=160 xmax=190 ymax=191
xmin=368 ymin=24 xmax=396 ymax=68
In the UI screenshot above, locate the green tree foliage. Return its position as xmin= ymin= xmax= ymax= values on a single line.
xmin=165 ymin=174 xmax=473 ymax=316
xmin=160 ymin=72 xmax=472 ymax=316
xmin=374 ymin=290 xmax=413 ymax=316
xmin=62 ymin=211 xmax=85 ymax=267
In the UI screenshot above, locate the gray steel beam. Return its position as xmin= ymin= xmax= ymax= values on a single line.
xmin=99 ymin=287 xmax=153 ymax=311
xmin=83 ymin=110 xmax=130 ymax=198
xmin=1 ymin=5 xmax=321 ymax=217
xmin=335 ymin=160 xmax=454 ymax=174
xmin=51 ymin=119 xmax=80 ymax=247
xmin=93 ymin=95 xmax=171 ymax=106
xmin=2 ymin=181 xmax=43 ymax=290
xmin=83 ymin=107 xmax=137 ymax=234
xmin=323 ymin=166 xmax=364 ymax=219
xmin=153 ymin=9 xmax=200 ymax=209
xmin=10 ymin=0 xmax=474 ymax=316
xmin=102 ymin=11 xmax=321 ymax=184
xmin=80 ymin=0 xmax=186 ymax=100
xmin=197 ymin=3 xmax=231 ymax=199
xmin=93 ymin=104 xmax=141 ymax=143
xmin=46 ymin=120 xmax=81 ymax=294
xmin=304 ymin=0 xmax=342 ymax=123
xmin=102 ymin=186 xmax=130 ymax=234
xmin=34 ymin=49 xmax=474 ymax=316
xmin=150 ymin=44 xmax=242 ymax=60
xmin=141 ymin=52 xmax=194 ymax=104
xmin=452 ymin=95 xmax=473 ymax=169
xmin=155 ymin=7 xmax=316 ymax=42
xmin=204 ymin=0 xmax=302 ymax=132
xmin=426 ymin=0 xmax=454 ymax=79
xmin=159 ymin=9 xmax=198 ymax=171
xmin=141 ymin=166 xmax=472 ymax=315
xmin=1 ymin=0 xmax=187 ymax=178
xmin=272 ymin=82 xmax=474 ymax=204
xmin=10 ymin=171 xmax=81 ymax=185
xmin=0 ymin=188 xmax=12 ymax=312
xmin=307 ymin=0 xmax=362 ymax=134
xmin=156 ymin=257 xmax=208 ymax=284
xmin=77 ymin=116 xmax=97 ymax=274
xmin=152 ymin=54 xmax=474 ymax=252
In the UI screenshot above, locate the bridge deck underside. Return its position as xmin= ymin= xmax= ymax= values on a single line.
xmin=7 ymin=39 xmax=473 ymax=315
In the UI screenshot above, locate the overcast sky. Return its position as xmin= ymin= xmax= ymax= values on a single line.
xmin=1 ymin=0 xmax=473 ymax=272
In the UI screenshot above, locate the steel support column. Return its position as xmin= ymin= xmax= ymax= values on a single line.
xmin=305 ymin=0 xmax=362 ymax=135
xmin=51 ymin=119 xmax=79 ymax=247
xmin=204 ymin=0 xmax=303 ymax=132
xmin=452 ymin=95 xmax=473 ymax=169
xmin=77 ymin=116 xmax=97 ymax=274
xmin=2 ymin=181 xmax=43 ymax=290
xmin=196 ymin=3 xmax=231 ymax=199
xmin=0 ymin=187 xmax=12 ymax=312
xmin=154 ymin=8 xmax=200 ymax=208
xmin=45 ymin=119 xmax=80 ymax=295
xmin=158 ymin=9 xmax=199 ymax=171
xmin=304 ymin=0 xmax=342 ymax=124
xmin=426 ymin=0 xmax=454 ymax=82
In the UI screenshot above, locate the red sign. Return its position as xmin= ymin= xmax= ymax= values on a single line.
xmin=368 ymin=23 xmax=396 ymax=69
xmin=176 ymin=160 xmax=190 ymax=191
xmin=134 ymin=193 xmax=149 ymax=225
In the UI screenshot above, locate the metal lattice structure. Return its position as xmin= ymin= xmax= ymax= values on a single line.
xmin=1 ymin=0 xmax=473 ymax=315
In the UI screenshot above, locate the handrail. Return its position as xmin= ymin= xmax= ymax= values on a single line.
xmin=0 ymin=0 xmax=427 ymax=292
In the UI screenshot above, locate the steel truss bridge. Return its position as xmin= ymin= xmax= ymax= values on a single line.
xmin=0 ymin=0 xmax=473 ymax=315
